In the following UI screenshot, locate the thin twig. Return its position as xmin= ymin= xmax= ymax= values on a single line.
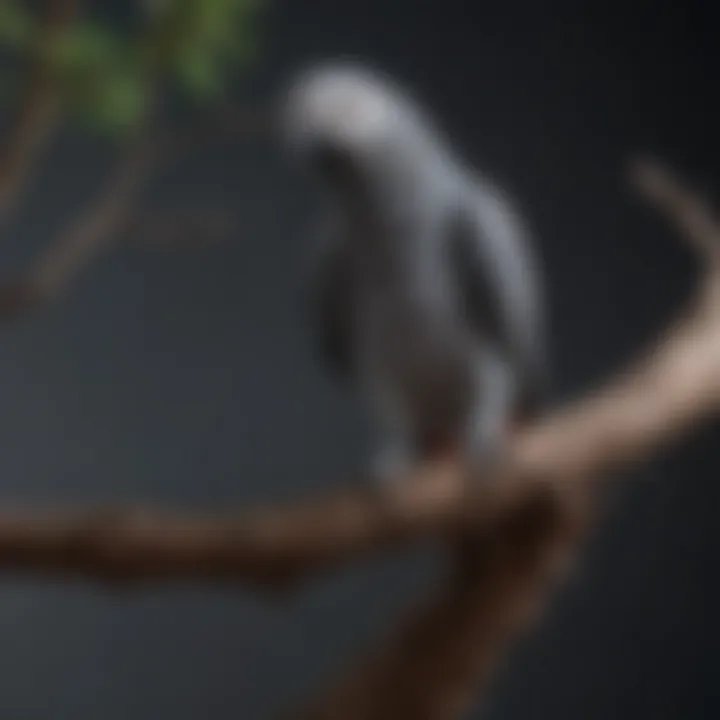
xmin=0 ymin=104 xmax=263 ymax=319
xmin=0 ymin=130 xmax=159 ymax=319
xmin=629 ymin=157 xmax=720 ymax=263
xmin=0 ymin=0 xmax=80 ymax=219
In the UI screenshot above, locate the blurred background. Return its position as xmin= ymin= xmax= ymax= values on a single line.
xmin=0 ymin=1 xmax=717 ymax=718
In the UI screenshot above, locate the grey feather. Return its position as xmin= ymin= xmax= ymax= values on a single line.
xmin=309 ymin=220 xmax=354 ymax=378
xmin=284 ymin=62 xmax=549 ymax=484
xmin=448 ymin=179 xmax=550 ymax=417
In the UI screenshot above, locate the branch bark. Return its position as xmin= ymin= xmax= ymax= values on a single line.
xmin=296 ymin=486 xmax=588 ymax=720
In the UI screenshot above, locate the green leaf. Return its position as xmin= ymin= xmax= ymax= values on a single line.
xmin=50 ymin=22 xmax=123 ymax=74
xmin=144 ymin=0 xmax=264 ymax=78
xmin=91 ymin=74 xmax=149 ymax=130
xmin=175 ymin=48 xmax=223 ymax=99
xmin=1 ymin=0 xmax=267 ymax=128
xmin=68 ymin=63 xmax=151 ymax=134
xmin=0 ymin=2 xmax=33 ymax=49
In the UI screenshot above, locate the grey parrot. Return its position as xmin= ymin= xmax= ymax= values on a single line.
xmin=282 ymin=62 xmax=549 ymax=484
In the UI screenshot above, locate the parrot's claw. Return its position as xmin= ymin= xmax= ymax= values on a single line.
xmin=370 ymin=443 xmax=413 ymax=492
xmin=467 ymin=439 xmax=509 ymax=478
xmin=462 ymin=425 xmax=511 ymax=479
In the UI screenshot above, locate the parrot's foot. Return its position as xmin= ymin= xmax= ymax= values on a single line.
xmin=369 ymin=443 xmax=414 ymax=493
xmin=462 ymin=415 xmax=512 ymax=479
xmin=464 ymin=345 xmax=516 ymax=478
xmin=464 ymin=436 xmax=510 ymax=478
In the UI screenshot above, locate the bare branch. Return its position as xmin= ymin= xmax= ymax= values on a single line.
xmin=629 ymin=157 xmax=720 ymax=263
xmin=0 ymin=132 xmax=159 ymax=319
xmin=297 ymin=487 xmax=588 ymax=720
xmin=0 ymin=104 xmax=263 ymax=319
xmin=0 ymin=463 xmax=581 ymax=591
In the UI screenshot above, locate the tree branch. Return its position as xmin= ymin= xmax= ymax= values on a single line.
xmin=296 ymin=486 xmax=588 ymax=720
xmin=0 ymin=104 xmax=264 ymax=320
xmin=0 ymin=0 xmax=80 ymax=220
xmin=0 ymin=131 xmax=159 ymax=319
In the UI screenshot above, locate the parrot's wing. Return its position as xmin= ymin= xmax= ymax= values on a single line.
xmin=448 ymin=180 xmax=550 ymax=417
xmin=308 ymin=219 xmax=354 ymax=379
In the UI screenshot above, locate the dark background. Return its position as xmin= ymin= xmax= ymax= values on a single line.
xmin=0 ymin=1 xmax=717 ymax=718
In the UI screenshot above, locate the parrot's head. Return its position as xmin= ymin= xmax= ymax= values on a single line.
xmin=280 ymin=62 xmax=431 ymax=190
